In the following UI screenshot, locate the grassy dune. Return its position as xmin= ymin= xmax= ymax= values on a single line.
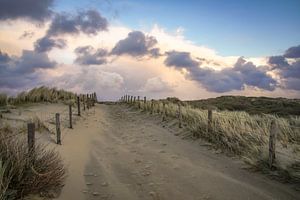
xmin=127 ymin=98 xmax=300 ymax=183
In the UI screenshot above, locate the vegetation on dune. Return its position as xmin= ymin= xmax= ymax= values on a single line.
xmin=185 ymin=96 xmax=300 ymax=116
xmin=0 ymin=86 xmax=77 ymax=107
xmin=127 ymin=98 xmax=300 ymax=183
xmin=0 ymin=125 xmax=66 ymax=200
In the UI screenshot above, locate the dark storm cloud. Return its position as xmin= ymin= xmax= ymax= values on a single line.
xmin=111 ymin=31 xmax=160 ymax=57
xmin=34 ymin=36 xmax=66 ymax=52
xmin=47 ymin=10 xmax=108 ymax=37
xmin=164 ymin=51 xmax=276 ymax=92
xmin=284 ymin=45 xmax=300 ymax=58
xmin=0 ymin=49 xmax=56 ymax=89
xmin=0 ymin=0 xmax=53 ymax=22
xmin=74 ymin=46 xmax=108 ymax=65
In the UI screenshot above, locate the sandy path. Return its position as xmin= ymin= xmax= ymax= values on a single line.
xmin=55 ymin=104 xmax=299 ymax=200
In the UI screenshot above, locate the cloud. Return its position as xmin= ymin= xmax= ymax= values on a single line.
xmin=34 ymin=36 xmax=66 ymax=52
xmin=0 ymin=49 xmax=56 ymax=89
xmin=267 ymin=45 xmax=300 ymax=90
xmin=47 ymin=10 xmax=108 ymax=37
xmin=164 ymin=51 xmax=199 ymax=68
xmin=140 ymin=77 xmax=174 ymax=93
xmin=0 ymin=0 xmax=53 ymax=22
xmin=111 ymin=31 xmax=160 ymax=57
xmin=268 ymin=55 xmax=289 ymax=68
xmin=19 ymin=31 xmax=35 ymax=39
xmin=33 ymin=9 xmax=108 ymax=52
xmin=284 ymin=45 xmax=300 ymax=58
xmin=74 ymin=46 xmax=108 ymax=65
xmin=164 ymin=51 xmax=276 ymax=92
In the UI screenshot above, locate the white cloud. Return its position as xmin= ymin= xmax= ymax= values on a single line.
xmin=140 ymin=77 xmax=174 ymax=93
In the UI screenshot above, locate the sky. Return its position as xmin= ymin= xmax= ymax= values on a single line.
xmin=0 ymin=0 xmax=300 ymax=100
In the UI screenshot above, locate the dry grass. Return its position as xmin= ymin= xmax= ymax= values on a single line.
xmin=0 ymin=125 xmax=66 ymax=200
xmin=7 ymin=86 xmax=76 ymax=105
xmin=128 ymin=99 xmax=300 ymax=183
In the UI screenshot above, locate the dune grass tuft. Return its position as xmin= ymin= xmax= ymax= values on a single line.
xmin=0 ymin=125 xmax=66 ymax=199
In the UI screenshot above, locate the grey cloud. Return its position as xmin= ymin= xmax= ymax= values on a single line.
xmin=0 ymin=0 xmax=53 ymax=22
xmin=74 ymin=46 xmax=108 ymax=65
xmin=267 ymin=45 xmax=300 ymax=90
xmin=34 ymin=9 xmax=108 ymax=52
xmin=284 ymin=45 xmax=300 ymax=58
xmin=34 ymin=36 xmax=66 ymax=52
xmin=0 ymin=49 xmax=56 ymax=89
xmin=268 ymin=56 xmax=289 ymax=68
xmin=111 ymin=31 xmax=160 ymax=57
xmin=47 ymin=10 xmax=108 ymax=37
xmin=19 ymin=31 xmax=35 ymax=39
xmin=164 ymin=51 xmax=199 ymax=68
xmin=164 ymin=51 xmax=276 ymax=92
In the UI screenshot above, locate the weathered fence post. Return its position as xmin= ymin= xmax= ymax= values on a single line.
xmin=69 ymin=104 xmax=72 ymax=129
xmin=87 ymin=94 xmax=90 ymax=109
xmin=144 ymin=96 xmax=146 ymax=104
xmin=137 ymin=96 xmax=140 ymax=108
xmin=77 ymin=96 xmax=81 ymax=116
xmin=162 ymin=102 xmax=166 ymax=121
xmin=83 ymin=95 xmax=86 ymax=111
xmin=134 ymin=96 xmax=136 ymax=103
xmin=27 ymin=123 xmax=35 ymax=153
xmin=94 ymin=92 xmax=97 ymax=104
xmin=150 ymin=99 xmax=154 ymax=114
xmin=55 ymin=113 xmax=61 ymax=145
xmin=207 ymin=109 xmax=212 ymax=134
xmin=269 ymin=119 xmax=277 ymax=169
xmin=178 ymin=103 xmax=182 ymax=128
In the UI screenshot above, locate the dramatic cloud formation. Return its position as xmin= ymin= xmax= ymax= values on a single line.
xmin=0 ymin=49 xmax=56 ymax=89
xmin=164 ymin=51 xmax=276 ymax=92
xmin=140 ymin=77 xmax=174 ymax=93
xmin=74 ymin=46 xmax=108 ymax=65
xmin=284 ymin=45 xmax=300 ymax=58
xmin=34 ymin=36 xmax=66 ymax=52
xmin=111 ymin=31 xmax=160 ymax=58
xmin=0 ymin=0 xmax=53 ymax=22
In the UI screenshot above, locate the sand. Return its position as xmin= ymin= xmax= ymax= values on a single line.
xmin=1 ymin=103 xmax=299 ymax=199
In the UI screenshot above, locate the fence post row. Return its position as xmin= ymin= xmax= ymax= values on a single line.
xmin=69 ymin=104 xmax=73 ymax=129
xmin=55 ymin=113 xmax=61 ymax=145
xmin=27 ymin=123 xmax=35 ymax=153
xmin=269 ymin=119 xmax=277 ymax=169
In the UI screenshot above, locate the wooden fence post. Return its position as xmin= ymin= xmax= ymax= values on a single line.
xmin=162 ymin=102 xmax=166 ymax=121
xmin=134 ymin=96 xmax=136 ymax=103
xmin=69 ymin=104 xmax=72 ymax=129
xmin=27 ymin=123 xmax=35 ymax=153
xmin=144 ymin=96 xmax=146 ymax=104
xmin=77 ymin=96 xmax=81 ymax=116
xmin=94 ymin=92 xmax=97 ymax=104
xmin=87 ymin=94 xmax=90 ymax=109
xmin=137 ymin=96 xmax=140 ymax=108
xmin=178 ymin=104 xmax=182 ymax=128
xmin=83 ymin=95 xmax=86 ymax=111
xmin=207 ymin=109 xmax=212 ymax=134
xmin=269 ymin=119 xmax=277 ymax=169
xmin=150 ymin=99 xmax=154 ymax=114
xmin=55 ymin=113 xmax=61 ymax=145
